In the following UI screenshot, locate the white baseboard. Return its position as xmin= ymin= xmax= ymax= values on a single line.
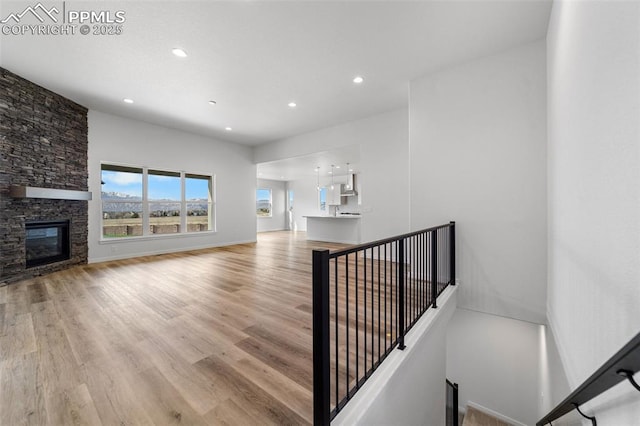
xmin=88 ymin=239 xmax=257 ymax=263
xmin=466 ymin=401 xmax=528 ymax=426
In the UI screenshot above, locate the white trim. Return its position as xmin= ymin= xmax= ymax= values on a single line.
xmin=466 ymin=401 xmax=528 ymax=426
xmin=89 ymin=238 xmax=257 ymax=263
xmin=99 ymin=230 xmax=218 ymax=244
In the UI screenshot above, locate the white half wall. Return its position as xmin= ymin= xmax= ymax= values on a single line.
xmin=87 ymin=110 xmax=256 ymax=262
xmin=409 ymin=40 xmax=547 ymax=324
xmin=547 ymin=0 xmax=640 ymax=422
xmin=257 ymin=178 xmax=286 ymax=232
xmin=254 ymin=108 xmax=410 ymax=242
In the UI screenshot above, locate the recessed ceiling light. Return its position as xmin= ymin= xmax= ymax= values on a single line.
xmin=225 ymin=127 xmax=232 ymax=131
xmin=349 ymin=168 xmax=354 ymax=172
xmin=208 ymin=100 xmax=217 ymax=106
xmin=353 ymin=76 xmax=364 ymax=84
xmin=172 ymin=48 xmax=188 ymax=58
xmin=123 ymin=98 xmax=134 ymax=104
xmin=335 ymin=166 xmax=340 ymax=169
xmin=288 ymin=102 xmax=297 ymax=108
xmin=328 ymin=171 xmax=333 ymax=174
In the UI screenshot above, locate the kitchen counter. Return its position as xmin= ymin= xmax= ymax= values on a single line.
xmin=303 ymin=215 xmax=361 ymax=219
xmin=304 ymin=215 xmax=361 ymax=244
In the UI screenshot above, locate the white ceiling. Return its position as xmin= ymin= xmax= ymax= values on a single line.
xmin=0 ymin=1 xmax=552 ymax=147
xmin=257 ymin=145 xmax=360 ymax=182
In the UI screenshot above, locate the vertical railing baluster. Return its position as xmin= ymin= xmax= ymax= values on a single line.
xmin=370 ymin=247 xmax=374 ymax=370
xmin=398 ymin=238 xmax=406 ymax=350
xmin=418 ymin=233 xmax=421 ymax=313
xmin=355 ymin=249 xmax=359 ymax=388
xmin=431 ymin=229 xmax=438 ymax=309
xmin=395 ymin=241 xmax=398 ymax=346
xmin=409 ymin=236 xmax=413 ymax=324
xmin=313 ymin=249 xmax=330 ymax=426
xmin=450 ymin=221 xmax=456 ymax=286
xmin=364 ymin=248 xmax=367 ymax=376
xmin=377 ymin=245 xmax=381 ymax=362
xmin=421 ymin=232 xmax=425 ymax=312
xmin=384 ymin=243 xmax=388 ymax=352
xmin=345 ymin=252 xmax=349 ymax=397
xmin=334 ymin=256 xmax=339 ymax=411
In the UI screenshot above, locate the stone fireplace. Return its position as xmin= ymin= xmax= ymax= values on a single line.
xmin=0 ymin=67 xmax=89 ymax=284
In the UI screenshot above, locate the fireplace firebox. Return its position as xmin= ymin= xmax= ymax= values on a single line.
xmin=25 ymin=220 xmax=71 ymax=268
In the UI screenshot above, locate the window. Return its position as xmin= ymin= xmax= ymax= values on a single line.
xmin=186 ymin=173 xmax=213 ymax=232
xmin=148 ymin=169 xmax=181 ymax=235
xmin=288 ymin=190 xmax=294 ymax=210
xmin=256 ymin=188 xmax=272 ymax=217
xmin=101 ymin=163 xmax=215 ymax=239
xmin=101 ymin=165 xmax=143 ymax=238
xmin=319 ymin=187 xmax=327 ymax=211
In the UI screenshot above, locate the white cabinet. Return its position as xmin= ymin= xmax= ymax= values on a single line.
xmin=327 ymin=185 xmax=345 ymax=205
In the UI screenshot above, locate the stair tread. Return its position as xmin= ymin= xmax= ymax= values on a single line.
xmin=462 ymin=406 xmax=513 ymax=426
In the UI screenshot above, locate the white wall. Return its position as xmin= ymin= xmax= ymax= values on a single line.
xmin=409 ymin=41 xmax=548 ymax=324
xmin=88 ymin=111 xmax=256 ymax=262
xmin=257 ymin=178 xmax=286 ymax=232
xmin=255 ymin=108 xmax=410 ymax=242
xmin=286 ymin=176 xmax=319 ymax=232
xmin=538 ymin=322 xmax=571 ymax=418
xmin=447 ymin=308 xmax=543 ymax=426
xmin=547 ymin=0 xmax=640 ymax=422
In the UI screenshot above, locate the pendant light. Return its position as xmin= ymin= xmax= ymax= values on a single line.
xmin=330 ymin=165 xmax=335 ymax=190
xmin=345 ymin=163 xmax=351 ymax=190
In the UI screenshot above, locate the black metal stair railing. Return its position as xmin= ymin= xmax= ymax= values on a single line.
xmin=537 ymin=330 xmax=640 ymax=426
xmin=312 ymin=221 xmax=456 ymax=425
xmin=446 ymin=379 xmax=460 ymax=426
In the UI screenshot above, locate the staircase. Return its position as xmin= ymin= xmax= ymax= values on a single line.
xmin=461 ymin=406 xmax=514 ymax=426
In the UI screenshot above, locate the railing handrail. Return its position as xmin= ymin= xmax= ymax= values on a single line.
xmin=536 ymin=330 xmax=640 ymax=425
xmin=313 ymin=221 xmax=456 ymax=425
xmin=328 ymin=223 xmax=453 ymax=258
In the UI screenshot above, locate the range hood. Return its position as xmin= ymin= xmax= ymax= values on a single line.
xmin=340 ymin=174 xmax=358 ymax=196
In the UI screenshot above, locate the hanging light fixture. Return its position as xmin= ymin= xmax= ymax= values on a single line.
xmin=330 ymin=165 xmax=335 ymax=190
xmin=316 ymin=166 xmax=321 ymax=191
xmin=345 ymin=163 xmax=351 ymax=190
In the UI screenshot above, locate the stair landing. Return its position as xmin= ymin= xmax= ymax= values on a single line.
xmin=462 ymin=406 xmax=513 ymax=426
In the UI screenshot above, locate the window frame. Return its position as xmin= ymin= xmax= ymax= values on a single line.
xmin=100 ymin=162 xmax=216 ymax=241
xmin=319 ymin=187 xmax=327 ymax=212
xmin=256 ymin=188 xmax=273 ymax=218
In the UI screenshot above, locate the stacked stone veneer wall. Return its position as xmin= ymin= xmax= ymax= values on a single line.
xmin=0 ymin=67 xmax=89 ymax=284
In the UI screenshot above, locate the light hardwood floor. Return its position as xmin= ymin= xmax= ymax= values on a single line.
xmin=0 ymin=231 xmax=348 ymax=425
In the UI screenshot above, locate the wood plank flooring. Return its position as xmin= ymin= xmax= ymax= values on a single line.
xmin=0 ymin=231 xmax=346 ymax=425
